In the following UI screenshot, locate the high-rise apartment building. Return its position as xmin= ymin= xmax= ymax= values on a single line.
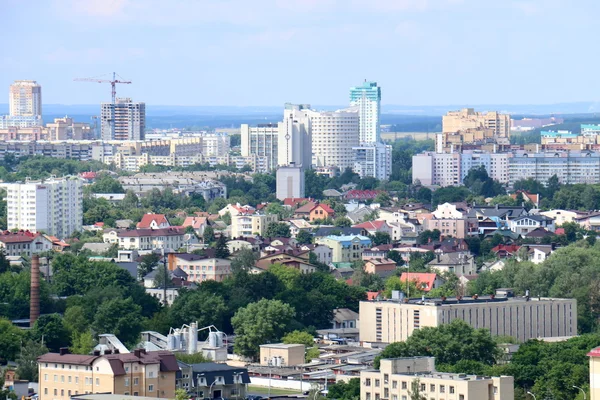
xmin=278 ymin=103 xmax=312 ymax=168
xmin=443 ymin=108 xmax=510 ymax=137
xmin=349 ymin=81 xmax=381 ymax=144
xmin=276 ymin=166 xmax=305 ymax=200
xmin=101 ymin=98 xmax=146 ymax=141
xmin=201 ymin=132 xmax=230 ymax=157
xmin=360 ymin=290 xmax=577 ymax=344
xmin=9 ymin=80 xmax=42 ymax=118
xmin=241 ymin=123 xmax=279 ymax=171
xmin=2 ymin=176 xmax=84 ymax=238
xmin=309 ymin=110 xmax=359 ymax=171
xmin=353 ymin=142 xmax=392 ymax=180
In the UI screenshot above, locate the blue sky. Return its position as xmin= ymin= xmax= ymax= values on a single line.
xmin=0 ymin=0 xmax=596 ymax=106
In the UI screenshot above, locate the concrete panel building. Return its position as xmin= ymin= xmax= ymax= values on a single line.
xmin=101 ymin=98 xmax=146 ymax=141
xmin=359 ymin=291 xmax=577 ymax=344
xmin=443 ymin=108 xmax=510 ymax=138
xmin=353 ymin=142 xmax=392 ymax=180
xmin=241 ymin=123 xmax=279 ymax=171
xmin=309 ymin=110 xmax=359 ymax=171
xmin=349 ymin=81 xmax=381 ymax=144
xmin=278 ymin=103 xmax=312 ymax=169
xmin=361 ymin=357 xmax=514 ymax=400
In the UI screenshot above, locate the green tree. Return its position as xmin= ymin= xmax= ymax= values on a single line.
xmin=296 ymin=230 xmax=313 ymax=245
xmin=70 ymin=331 xmax=96 ymax=355
xmin=408 ymin=379 xmax=427 ymax=400
xmin=417 ymin=229 xmax=441 ymax=244
xmin=326 ymin=378 xmax=360 ymax=400
xmin=16 ymin=339 xmax=48 ymax=381
xmin=265 ymin=222 xmax=291 ymax=238
xmin=230 ymin=248 xmax=258 ymax=273
xmin=63 ymin=305 xmax=90 ymax=335
xmin=92 ymin=298 xmax=144 ymax=345
xmin=282 ymin=330 xmax=314 ymax=347
xmin=175 ymin=352 xmax=211 ymax=364
xmin=334 ymin=217 xmax=352 ymax=228
xmin=88 ymin=175 xmax=125 ymax=194
xmin=203 ymin=226 xmax=216 ymax=243
xmin=231 ymin=299 xmax=295 ymax=359
xmin=175 ymin=388 xmax=190 ymax=400
xmin=153 ymin=264 xmax=169 ymax=288
xmin=0 ymin=318 xmax=24 ymax=362
xmin=32 ymin=314 xmax=70 ymax=352
xmin=170 ymin=290 xmax=228 ymax=330
xmin=269 ymin=264 xmax=302 ymax=289
xmin=374 ymin=192 xmax=392 ymax=207
xmin=387 ymin=250 xmax=404 ymax=266
xmin=214 ymin=235 xmax=231 ymax=258
xmin=221 ymin=211 xmax=232 ymax=226
xmin=138 ymin=253 xmax=161 ymax=280
xmin=371 ymin=232 xmax=391 ymax=246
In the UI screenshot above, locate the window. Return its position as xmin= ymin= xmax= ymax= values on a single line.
xmin=430 ymin=384 xmax=435 ymax=392
xmin=375 ymin=379 xmax=380 ymax=387
xmin=392 ymin=381 xmax=397 ymax=389
xmin=134 ymin=378 xmax=139 ymax=386
xmin=402 ymin=381 xmax=407 ymax=389
xmin=459 ymin=396 xmax=465 ymax=400
xmin=366 ymin=393 xmax=371 ymax=400
xmin=44 ymin=389 xmax=48 ymax=395
xmin=54 ymin=389 xmax=57 ymax=396
xmin=365 ymin=378 xmax=371 ymax=387
xmin=493 ymin=386 xmax=498 ymax=394
xmin=420 ymin=383 xmax=425 ymax=392
xmin=68 ymin=390 xmax=71 ymax=396
xmin=134 ymin=392 xmax=139 ymax=396
xmin=125 ymin=378 xmax=130 ymax=387
xmin=44 ymin=374 xmax=48 ymax=381
xmin=384 ymin=388 xmax=389 ymax=398
xmin=148 ymin=385 xmax=154 ymax=392
xmin=384 ymin=374 xmax=389 ymax=384
xmin=440 ymin=385 xmax=445 ymax=393
xmin=54 ymin=375 xmax=58 ymax=382
xmin=68 ymin=376 xmax=72 ymax=383
xmin=96 ymin=378 xmax=100 ymax=386
xmin=450 ymin=386 xmax=455 ymax=394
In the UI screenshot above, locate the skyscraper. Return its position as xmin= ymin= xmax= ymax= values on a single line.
xmin=309 ymin=109 xmax=359 ymax=171
xmin=349 ymin=81 xmax=381 ymax=144
xmin=278 ymin=103 xmax=312 ymax=168
xmin=9 ymin=80 xmax=42 ymax=118
xmin=241 ymin=123 xmax=279 ymax=171
xmin=101 ymin=97 xmax=146 ymax=140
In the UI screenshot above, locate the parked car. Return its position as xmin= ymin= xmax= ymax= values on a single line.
xmin=246 ymin=396 xmax=263 ymax=400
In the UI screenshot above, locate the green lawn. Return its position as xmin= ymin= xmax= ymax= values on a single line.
xmin=247 ymin=385 xmax=302 ymax=395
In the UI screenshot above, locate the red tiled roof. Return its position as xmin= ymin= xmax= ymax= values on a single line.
xmin=399 ymin=272 xmax=439 ymax=292
xmin=295 ymin=202 xmax=317 ymax=214
xmin=0 ymin=231 xmax=40 ymax=244
xmin=367 ymin=291 xmax=383 ymax=300
xmin=314 ymin=203 xmax=335 ymax=214
xmin=588 ymin=346 xmax=600 ymax=357
xmin=80 ymin=171 xmax=97 ymax=180
xmin=555 ymin=228 xmax=565 ymax=235
xmin=353 ymin=220 xmax=387 ymax=231
xmin=283 ymin=198 xmax=313 ymax=208
xmin=118 ymin=227 xmax=185 ymax=237
xmin=492 ymin=244 xmax=521 ymax=254
xmin=137 ymin=214 xmax=168 ymax=229
xmin=345 ymin=190 xmax=381 ymax=200
xmin=182 ymin=217 xmax=207 ymax=229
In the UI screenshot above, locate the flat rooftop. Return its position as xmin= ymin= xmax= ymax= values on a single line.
xmin=365 ymin=295 xmax=573 ymax=307
xmin=259 ymin=343 xmax=305 ymax=349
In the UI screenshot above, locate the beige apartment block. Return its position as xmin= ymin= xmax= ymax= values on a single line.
xmin=443 ymin=108 xmax=510 ymax=137
xmin=361 ymin=357 xmax=514 ymax=400
xmin=589 ymin=346 xmax=600 ymax=400
xmin=38 ymin=349 xmax=178 ymax=400
xmin=231 ymin=213 xmax=278 ymax=238
xmin=259 ymin=344 xmax=305 ymax=367
xmin=424 ymin=218 xmax=468 ymax=239
xmin=359 ymin=291 xmax=577 ymax=344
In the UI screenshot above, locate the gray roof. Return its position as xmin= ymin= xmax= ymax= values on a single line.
xmin=346 ymin=207 xmax=374 ymax=223
xmin=81 ymin=242 xmax=112 ymax=253
xmin=333 ymin=308 xmax=359 ymax=323
xmin=115 ymin=262 xmax=138 ymax=279
xmin=323 ymin=189 xmax=343 ymax=197
xmin=428 ymin=252 xmax=473 ymax=266
xmin=314 ymin=227 xmax=363 ymax=237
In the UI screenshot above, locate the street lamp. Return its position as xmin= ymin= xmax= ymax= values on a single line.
xmin=196 ymin=373 xmax=204 ymax=400
xmin=574 ymin=385 xmax=587 ymax=400
xmin=209 ymin=379 xmax=217 ymax=399
xmin=527 ymin=391 xmax=537 ymax=400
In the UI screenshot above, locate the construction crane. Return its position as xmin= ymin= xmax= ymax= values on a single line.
xmin=74 ymin=72 xmax=132 ymax=139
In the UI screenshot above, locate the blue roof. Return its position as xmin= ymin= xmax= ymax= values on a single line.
xmin=323 ymin=235 xmax=372 ymax=246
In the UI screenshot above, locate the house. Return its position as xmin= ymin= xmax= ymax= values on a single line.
xmin=575 ymin=212 xmax=600 ymax=231
xmin=218 ymin=203 xmax=255 ymax=217
xmin=378 ymin=207 xmax=411 ymax=224
xmin=424 ymin=217 xmax=469 ymax=239
xmin=524 ymin=244 xmax=556 ymax=264
xmin=492 ymin=244 xmax=522 ymax=259
xmin=352 ymin=220 xmax=393 ymax=237
xmin=400 ymin=203 xmax=431 ymax=215
xmin=185 ymin=363 xmax=250 ymax=400
xmin=143 ymin=266 xmax=188 ymax=288
xmin=0 ymin=231 xmax=54 ymax=257
xmin=227 ymin=238 xmax=259 ymax=254
xmin=539 ymin=209 xmax=583 ymax=226
xmin=287 ymin=219 xmax=314 ymax=238
xmin=146 ymin=287 xmax=181 ymax=306
xmin=524 ymin=227 xmax=554 ymax=242
xmin=427 ymin=252 xmax=476 ymax=276
xmin=399 ymin=272 xmax=446 ymax=292
xmin=283 ymin=197 xmax=314 ymax=209
xmin=182 ymin=217 xmax=210 ymax=236
xmin=510 ymin=191 xmax=540 ymax=207
xmin=115 ymin=219 xmax=134 ymax=229
xmin=345 ymin=190 xmax=381 ymax=201
xmin=362 ymin=244 xmax=395 ymax=259
xmin=332 ymin=308 xmax=359 ymax=329
xmin=137 ymin=214 xmax=170 ymax=229
xmin=300 ymin=244 xmax=333 ymax=265
xmin=309 ymin=203 xmax=335 ymax=222
xmin=231 ymin=213 xmax=278 ymax=237
xmin=293 ymin=202 xmax=317 ymax=219
xmin=313 ymin=227 xmax=363 ymax=239
xmin=346 ymin=207 xmax=375 ymax=224
xmin=81 ymin=242 xmax=113 ymax=254
xmin=105 ymin=227 xmax=187 ymax=251
xmin=254 ymin=252 xmax=316 ymax=274
xmin=323 ymin=189 xmax=344 ymax=198
xmin=510 ymin=215 xmax=555 ymax=235
xmin=316 ymin=235 xmax=372 ymax=263
xmin=481 ymin=259 xmax=506 ymax=272
xmin=363 ymin=258 xmax=397 ymax=277
xmin=432 ymin=202 xmax=466 ymax=219
xmin=331 ymin=266 xmax=354 ymax=280
xmin=167 ymin=253 xmax=232 ymax=283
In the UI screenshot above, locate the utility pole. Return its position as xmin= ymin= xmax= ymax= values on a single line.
xmin=162 ymin=247 xmax=168 ymax=306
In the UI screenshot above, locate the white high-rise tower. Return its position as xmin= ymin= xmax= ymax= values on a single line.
xmin=349 ymin=81 xmax=381 ymax=144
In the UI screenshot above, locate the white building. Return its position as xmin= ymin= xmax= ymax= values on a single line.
xmin=276 ymin=166 xmax=305 ymax=201
xmin=101 ymin=97 xmax=146 ymax=141
xmin=353 ymin=142 xmax=392 ymax=180
xmin=309 ymin=109 xmax=359 ymax=171
xmin=9 ymin=80 xmax=42 ymax=118
xmin=2 ymin=176 xmax=84 ymax=238
xmin=201 ymin=132 xmax=230 ymax=156
xmin=278 ymin=103 xmax=312 ymax=169
xmin=241 ymin=123 xmax=279 ymax=171
xmin=349 ymin=81 xmax=381 ymax=144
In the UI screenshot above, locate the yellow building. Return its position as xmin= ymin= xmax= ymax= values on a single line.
xmin=259 ymin=344 xmax=306 ymax=367
xmin=443 ymin=108 xmax=510 ymax=137
xmin=359 ymin=290 xmax=577 ymax=344
xmin=38 ymin=349 xmax=178 ymax=400
xmin=361 ymin=357 xmax=514 ymax=400
xmin=315 ymin=235 xmax=372 ymax=263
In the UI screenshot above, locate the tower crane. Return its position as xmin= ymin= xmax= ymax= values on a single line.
xmin=74 ymin=72 xmax=132 ymax=139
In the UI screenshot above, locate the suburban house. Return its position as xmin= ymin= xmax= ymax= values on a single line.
xmin=378 ymin=207 xmax=411 ymax=223
xmin=309 ymin=203 xmax=335 ymax=222
xmin=427 ymin=252 xmax=477 ymax=276
xmin=432 ymin=202 xmax=466 ymax=219
xmin=226 ymin=238 xmax=260 ymax=254
xmin=254 ymin=252 xmax=316 ymax=274
xmin=522 ymin=244 xmax=556 ymax=264
xmin=167 ymin=253 xmax=232 ymax=283
xmin=218 ymin=203 xmax=255 ymax=217
xmin=399 ymin=272 xmax=446 ymax=292
xmin=143 ymin=266 xmax=188 ymax=288
xmin=352 ymin=220 xmax=393 ymax=237
xmin=575 ymin=212 xmax=600 ymax=231
xmin=492 ymin=244 xmax=522 ymax=258
xmin=300 ymin=244 xmax=333 ymax=265
xmin=539 ymin=209 xmax=583 ymax=226
xmin=0 ymin=231 xmax=54 ymax=257
xmin=181 ymin=216 xmax=210 ymax=236
xmin=287 ymin=219 xmax=314 ymax=238
xmin=293 ymin=201 xmax=317 ymax=219
xmin=345 ymin=190 xmax=380 ymax=201
xmin=423 ymin=218 xmax=469 ymax=239
xmin=510 ymin=191 xmax=540 ymax=207
xmin=182 ymin=363 xmax=250 ymax=400
xmin=316 ymin=235 xmax=372 ymax=263
xmin=104 ymin=227 xmax=187 ymax=251
xmin=332 ymin=308 xmax=359 ymax=329
xmin=137 ymin=214 xmax=170 ymax=229
xmin=509 ymin=215 xmax=555 ymax=235
xmin=346 ymin=207 xmax=376 ymax=224
xmin=37 ymin=349 xmax=179 ymax=400
xmin=363 ymin=258 xmax=397 ymax=277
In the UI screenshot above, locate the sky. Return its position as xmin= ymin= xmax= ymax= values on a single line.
xmin=1 ymin=0 xmax=598 ymax=107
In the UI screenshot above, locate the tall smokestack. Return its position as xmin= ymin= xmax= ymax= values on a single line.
xmin=30 ymin=254 xmax=40 ymax=327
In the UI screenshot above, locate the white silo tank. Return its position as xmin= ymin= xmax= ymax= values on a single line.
xmin=167 ymin=334 xmax=176 ymax=350
xmin=208 ymin=332 xmax=218 ymax=348
xmin=188 ymin=322 xmax=198 ymax=354
xmin=215 ymin=332 xmax=224 ymax=347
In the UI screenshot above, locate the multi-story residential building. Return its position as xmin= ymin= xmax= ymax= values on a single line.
xmin=104 ymin=227 xmax=187 ymax=251
xmin=201 ymin=132 xmax=230 ymax=157
xmin=349 ymin=81 xmax=381 ymax=144
xmin=509 ymin=151 xmax=600 ymax=185
xmin=9 ymin=80 xmax=42 ymax=118
xmin=167 ymin=253 xmax=232 ymax=283
xmin=424 ymin=218 xmax=469 ymax=239
xmin=279 ymin=103 xmax=312 ymax=169
xmin=231 ymin=213 xmax=279 ymax=238
xmin=359 ymin=289 xmax=577 ymax=344
xmin=276 ymin=166 xmax=305 ymax=201
xmin=46 ymin=117 xmax=92 ymax=140
xmin=101 ymin=98 xmax=146 ymax=141
xmin=361 ymin=357 xmax=514 ymax=400
xmin=353 ymin=142 xmax=392 ymax=180
xmin=0 ymin=231 xmax=54 ymax=256
xmin=183 ymin=362 xmax=249 ymax=399
xmin=309 ymin=110 xmax=359 ymax=171
xmin=443 ymin=108 xmax=510 ymax=138
xmin=2 ymin=176 xmax=83 ymax=238
xmin=241 ymin=123 xmax=279 ymax=171
xmin=315 ymin=235 xmax=372 ymax=263
xmin=588 ymin=346 xmax=600 ymax=400
xmin=37 ymin=348 xmax=178 ymax=400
